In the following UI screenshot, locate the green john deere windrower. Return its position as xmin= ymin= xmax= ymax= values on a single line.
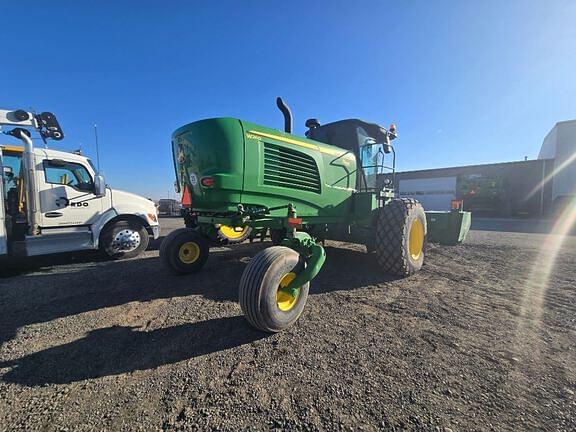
xmin=161 ymin=98 xmax=468 ymax=332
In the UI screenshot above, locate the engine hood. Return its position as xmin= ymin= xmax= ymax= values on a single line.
xmin=110 ymin=188 xmax=157 ymax=214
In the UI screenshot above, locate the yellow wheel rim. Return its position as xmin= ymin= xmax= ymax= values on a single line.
xmin=409 ymin=218 xmax=425 ymax=260
xmin=276 ymin=272 xmax=300 ymax=312
xmin=218 ymin=225 xmax=249 ymax=240
xmin=178 ymin=241 xmax=200 ymax=264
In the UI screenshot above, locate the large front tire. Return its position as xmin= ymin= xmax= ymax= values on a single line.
xmin=239 ymin=246 xmax=309 ymax=332
xmin=375 ymin=198 xmax=427 ymax=276
xmin=160 ymin=228 xmax=209 ymax=274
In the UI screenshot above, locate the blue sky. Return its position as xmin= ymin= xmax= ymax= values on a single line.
xmin=1 ymin=1 xmax=575 ymax=199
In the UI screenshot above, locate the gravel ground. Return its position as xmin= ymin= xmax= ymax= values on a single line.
xmin=0 ymin=217 xmax=575 ymax=431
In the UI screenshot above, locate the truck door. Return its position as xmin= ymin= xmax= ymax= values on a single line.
xmin=1 ymin=148 xmax=26 ymax=248
xmin=0 ymin=149 xmax=7 ymax=255
xmin=38 ymin=158 xmax=103 ymax=230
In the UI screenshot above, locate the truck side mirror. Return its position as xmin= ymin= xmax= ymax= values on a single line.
xmin=94 ymin=174 xmax=106 ymax=197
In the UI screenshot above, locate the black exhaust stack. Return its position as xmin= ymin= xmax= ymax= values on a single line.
xmin=276 ymin=97 xmax=293 ymax=133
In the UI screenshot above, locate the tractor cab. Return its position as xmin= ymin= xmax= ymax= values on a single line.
xmin=305 ymin=118 xmax=397 ymax=191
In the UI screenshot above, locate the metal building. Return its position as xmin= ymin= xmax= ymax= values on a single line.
xmin=382 ymin=120 xmax=576 ymax=216
xmin=538 ymin=119 xmax=576 ymax=208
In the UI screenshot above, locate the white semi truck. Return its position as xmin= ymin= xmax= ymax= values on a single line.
xmin=0 ymin=108 xmax=159 ymax=260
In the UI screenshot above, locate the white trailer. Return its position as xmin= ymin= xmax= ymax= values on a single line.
xmin=538 ymin=119 xmax=576 ymax=210
xmin=0 ymin=108 xmax=159 ymax=259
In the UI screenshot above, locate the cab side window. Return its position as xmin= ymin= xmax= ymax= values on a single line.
xmin=44 ymin=160 xmax=94 ymax=192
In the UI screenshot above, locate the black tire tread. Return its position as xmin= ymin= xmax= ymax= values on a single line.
xmin=159 ymin=228 xmax=189 ymax=270
xmin=239 ymin=246 xmax=301 ymax=332
xmin=216 ymin=225 xmax=253 ymax=245
xmin=375 ymin=198 xmax=426 ymax=276
xmin=159 ymin=228 xmax=209 ymax=274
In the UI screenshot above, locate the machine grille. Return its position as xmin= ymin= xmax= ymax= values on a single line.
xmin=263 ymin=142 xmax=321 ymax=193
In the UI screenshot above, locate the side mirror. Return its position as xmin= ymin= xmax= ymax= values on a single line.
xmin=94 ymin=174 xmax=106 ymax=197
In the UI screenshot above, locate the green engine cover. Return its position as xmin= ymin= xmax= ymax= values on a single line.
xmin=172 ymin=118 xmax=358 ymax=218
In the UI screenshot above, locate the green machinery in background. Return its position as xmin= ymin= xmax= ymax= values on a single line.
xmin=161 ymin=98 xmax=469 ymax=332
xmin=458 ymin=174 xmax=511 ymax=216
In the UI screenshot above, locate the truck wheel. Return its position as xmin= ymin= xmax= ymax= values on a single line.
xmin=160 ymin=228 xmax=209 ymax=274
xmin=375 ymin=198 xmax=427 ymax=276
xmin=216 ymin=225 xmax=252 ymax=244
xmin=239 ymin=246 xmax=309 ymax=332
xmin=100 ymin=220 xmax=150 ymax=260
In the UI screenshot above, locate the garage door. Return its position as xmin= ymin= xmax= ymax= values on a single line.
xmin=398 ymin=177 xmax=457 ymax=211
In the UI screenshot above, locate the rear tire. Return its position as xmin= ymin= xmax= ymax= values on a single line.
xmin=216 ymin=225 xmax=253 ymax=244
xmin=100 ymin=220 xmax=149 ymax=260
xmin=375 ymin=198 xmax=427 ymax=276
xmin=239 ymin=246 xmax=309 ymax=332
xmin=160 ymin=228 xmax=209 ymax=274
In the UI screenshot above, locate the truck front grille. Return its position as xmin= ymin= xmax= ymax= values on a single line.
xmin=263 ymin=143 xmax=321 ymax=194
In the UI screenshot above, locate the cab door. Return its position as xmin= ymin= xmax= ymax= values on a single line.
xmin=38 ymin=158 xmax=103 ymax=229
